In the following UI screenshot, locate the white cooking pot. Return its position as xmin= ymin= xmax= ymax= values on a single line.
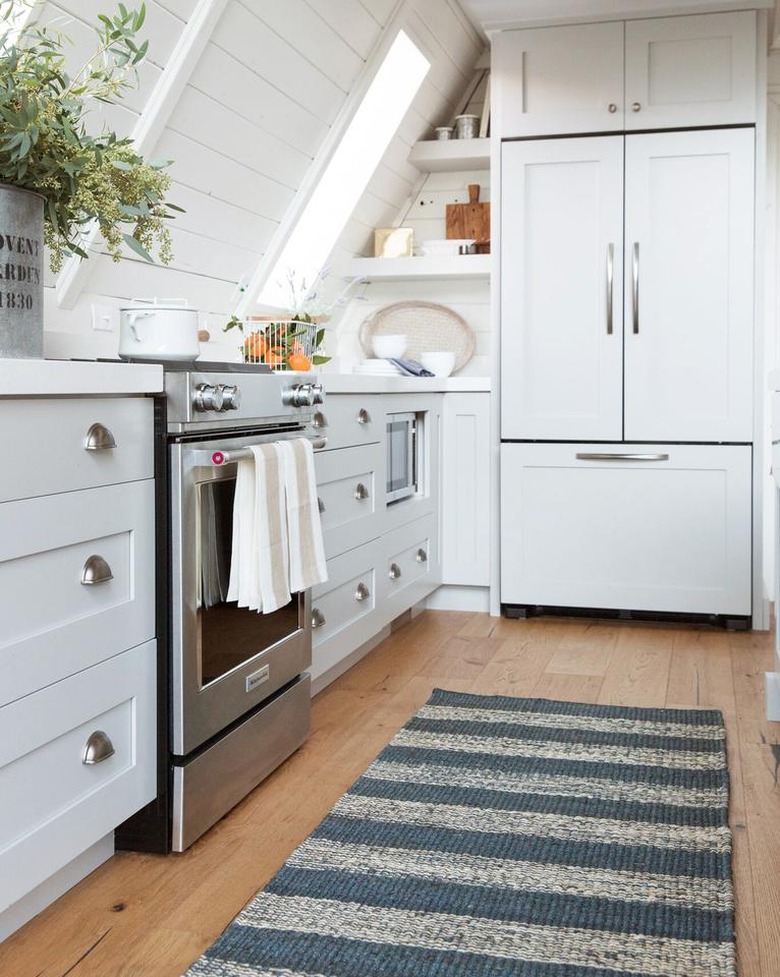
xmin=118 ymin=299 xmax=200 ymax=361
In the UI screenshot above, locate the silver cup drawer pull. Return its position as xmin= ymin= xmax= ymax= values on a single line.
xmin=416 ymin=548 xmax=428 ymax=564
xmin=313 ymin=411 xmax=327 ymax=430
xmin=318 ymin=497 xmax=326 ymax=513
xmin=389 ymin=562 xmax=402 ymax=580
xmin=354 ymin=482 xmax=369 ymax=501
xmin=357 ymin=408 xmax=371 ymax=425
xmin=312 ymin=607 xmax=326 ymax=629
xmin=80 ymin=554 xmax=114 ymax=586
xmin=355 ymin=582 xmax=371 ymax=602
xmin=84 ymin=423 xmax=117 ymax=451
xmin=82 ymin=730 xmax=115 ymax=765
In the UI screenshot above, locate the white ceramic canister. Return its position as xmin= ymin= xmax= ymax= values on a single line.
xmin=118 ymin=299 xmax=200 ymax=361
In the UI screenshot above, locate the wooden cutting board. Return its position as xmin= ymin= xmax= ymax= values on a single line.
xmin=446 ymin=184 xmax=490 ymax=246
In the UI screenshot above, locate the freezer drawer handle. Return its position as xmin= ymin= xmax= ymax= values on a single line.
xmin=80 ymin=554 xmax=114 ymax=585
xmin=83 ymin=730 xmax=115 ymax=765
xmin=575 ymin=452 xmax=670 ymax=462
xmin=84 ymin=422 xmax=116 ymax=451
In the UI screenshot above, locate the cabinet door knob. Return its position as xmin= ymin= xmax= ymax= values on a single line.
xmin=83 ymin=730 xmax=115 ymax=765
xmin=416 ymin=548 xmax=428 ymax=564
xmin=608 ymin=102 xmax=618 ymax=113
xmin=355 ymin=582 xmax=370 ymax=602
xmin=80 ymin=554 xmax=114 ymax=585
xmin=312 ymin=607 xmax=326 ymax=628
xmin=631 ymin=101 xmax=641 ymax=112
xmin=318 ymin=497 xmax=326 ymax=513
xmin=84 ymin=423 xmax=117 ymax=451
xmin=357 ymin=408 xmax=371 ymax=425
xmin=354 ymin=482 xmax=369 ymax=501
xmin=313 ymin=411 xmax=327 ymax=429
xmin=389 ymin=562 xmax=402 ymax=580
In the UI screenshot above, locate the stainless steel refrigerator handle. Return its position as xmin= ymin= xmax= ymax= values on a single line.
xmin=576 ymin=452 xmax=669 ymax=461
xmin=606 ymin=243 xmax=614 ymax=335
xmin=632 ymin=242 xmax=640 ymax=334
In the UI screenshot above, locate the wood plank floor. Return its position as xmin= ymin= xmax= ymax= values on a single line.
xmin=2 ymin=610 xmax=779 ymax=976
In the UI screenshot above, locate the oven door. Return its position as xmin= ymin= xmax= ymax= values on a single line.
xmin=170 ymin=428 xmax=314 ymax=756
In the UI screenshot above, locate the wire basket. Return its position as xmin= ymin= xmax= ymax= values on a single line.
xmin=239 ymin=318 xmax=318 ymax=371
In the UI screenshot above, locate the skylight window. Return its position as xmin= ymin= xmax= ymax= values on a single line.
xmin=256 ymin=29 xmax=431 ymax=311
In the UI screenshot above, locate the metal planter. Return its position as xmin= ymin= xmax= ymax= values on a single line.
xmin=0 ymin=184 xmax=44 ymax=359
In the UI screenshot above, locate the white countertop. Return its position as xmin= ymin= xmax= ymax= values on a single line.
xmin=0 ymin=358 xmax=164 ymax=397
xmin=320 ymin=374 xmax=490 ymax=394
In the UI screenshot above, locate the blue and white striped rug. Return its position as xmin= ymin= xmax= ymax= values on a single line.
xmin=185 ymin=688 xmax=734 ymax=977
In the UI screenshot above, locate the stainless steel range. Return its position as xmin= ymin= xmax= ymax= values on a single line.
xmin=117 ymin=362 xmax=324 ymax=852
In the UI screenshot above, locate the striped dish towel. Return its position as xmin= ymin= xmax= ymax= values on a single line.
xmin=277 ymin=438 xmax=328 ymax=591
xmin=227 ymin=443 xmax=291 ymax=613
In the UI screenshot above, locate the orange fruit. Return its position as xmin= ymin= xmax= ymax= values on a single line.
xmin=243 ymin=332 xmax=266 ymax=361
xmin=265 ymin=346 xmax=286 ymax=368
xmin=288 ymin=352 xmax=311 ymax=371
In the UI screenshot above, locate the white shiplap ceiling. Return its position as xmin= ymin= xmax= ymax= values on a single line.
xmin=459 ymin=0 xmax=773 ymax=32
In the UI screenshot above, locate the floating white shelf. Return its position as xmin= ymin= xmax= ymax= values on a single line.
xmin=408 ymin=138 xmax=490 ymax=172
xmin=348 ymin=255 xmax=491 ymax=281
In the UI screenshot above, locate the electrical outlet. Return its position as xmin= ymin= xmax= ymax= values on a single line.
xmin=91 ymin=303 xmax=117 ymax=332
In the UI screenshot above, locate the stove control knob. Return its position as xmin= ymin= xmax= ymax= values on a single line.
xmin=312 ymin=383 xmax=324 ymax=405
xmin=221 ymin=384 xmax=241 ymax=411
xmin=194 ymin=383 xmax=224 ymax=412
xmin=287 ymin=383 xmax=315 ymax=407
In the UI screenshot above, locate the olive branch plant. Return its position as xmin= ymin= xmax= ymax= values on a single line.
xmin=0 ymin=1 xmax=180 ymax=271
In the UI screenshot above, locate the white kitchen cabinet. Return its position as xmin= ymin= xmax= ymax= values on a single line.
xmin=0 ymin=389 xmax=158 ymax=940
xmin=500 ymin=443 xmax=752 ymax=618
xmin=440 ymin=393 xmax=491 ymax=586
xmin=501 ymin=127 xmax=754 ymax=444
xmin=311 ymin=391 xmax=442 ymax=690
xmin=493 ymin=11 xmax=756 ymax=137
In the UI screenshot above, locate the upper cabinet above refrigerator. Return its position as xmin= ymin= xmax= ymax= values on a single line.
xmin=492 ymin=10 xmax=757 ymax=138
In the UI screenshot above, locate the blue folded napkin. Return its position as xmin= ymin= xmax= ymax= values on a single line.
xmin=388 ymin=357 xmax=435 ymax=377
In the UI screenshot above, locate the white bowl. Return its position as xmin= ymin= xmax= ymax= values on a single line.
xmin=420 ymin=351 xmax=456 ymax=377
xmin=372 ymin=334 xmax=407 ymax=358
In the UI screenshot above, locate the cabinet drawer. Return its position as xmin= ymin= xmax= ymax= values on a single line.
xmin=315 ymin=443 xmax=383 ymax=559
xmin=0 ymin=480 xmax=156 ymax=706
xmin=0 ymin=640 xmax=156 ymax=912
xmin=312 ymin=543 xmax=378 ymax=645
xmin=314 ymin=395 xmax=380 ymax=451
xmin=311 ymin=541 xmax=381 ymax=683
xmin=382 ymin=513 xmax=439 ymax=619
xmin=0 ymin=397 xmax=154 ymax=502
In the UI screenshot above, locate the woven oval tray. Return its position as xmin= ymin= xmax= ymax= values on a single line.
xmin=358 ymin=301 xmax=476 ymax=371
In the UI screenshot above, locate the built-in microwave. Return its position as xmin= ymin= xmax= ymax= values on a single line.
xmin=386 ymin=411 xmax=417 ymax=503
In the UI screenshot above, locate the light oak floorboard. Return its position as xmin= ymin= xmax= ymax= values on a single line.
xmin=0 ymin=611 xmax=777 ymax=977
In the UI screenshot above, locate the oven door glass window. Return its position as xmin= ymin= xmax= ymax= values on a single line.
xmin=198 ymin=477 xmax=300 ymax=688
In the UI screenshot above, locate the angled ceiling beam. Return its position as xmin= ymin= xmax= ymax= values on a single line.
xmin=55 ymin=0 xmax=230 ymax=309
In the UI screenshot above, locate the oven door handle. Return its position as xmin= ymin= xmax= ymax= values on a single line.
xmin=194 ymin=435 xmax=328 ymax=468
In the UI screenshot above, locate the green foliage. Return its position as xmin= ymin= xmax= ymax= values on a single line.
xmin=0 ymin=1 xmax=178 ymax=269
